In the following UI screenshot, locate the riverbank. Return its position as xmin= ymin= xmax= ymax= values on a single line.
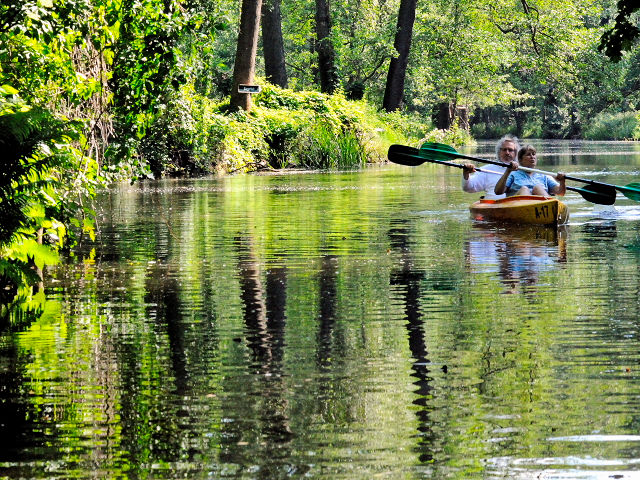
xmin=136 ymin=84 xmax=465 ymax=178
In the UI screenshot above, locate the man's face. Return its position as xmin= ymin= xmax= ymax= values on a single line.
xmin=498 ymin=142 xmax=517 ymax=163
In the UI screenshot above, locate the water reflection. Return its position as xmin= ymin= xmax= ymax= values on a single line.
xmin=465 ymin=224 xmax=567 ymax=294
xmin=234 ymin=234 xmax=293 ymax=435
xmin=3 ymin=142 xmax=640 ymax=479
xmin=316 ymin=255 xmax=337 ymax=369
xmin=145 ymin=263 xmax=189 ymax=393
xmin=388 ymin=220 xmax=435 ymax=463
xmin=222 ymin=235 xmax=299 ymax=477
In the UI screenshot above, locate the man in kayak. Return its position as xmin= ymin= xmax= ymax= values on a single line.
xmin=494 ymin=144 xmax=566 ymax=197
xmin=461 ymin=135 xmax=520 ymax=199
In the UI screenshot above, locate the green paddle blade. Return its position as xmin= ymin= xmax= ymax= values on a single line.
xmin=419 ymin=142 xmax=460 ymax=161
xmin=621 ymin=182 xmax=640 ymax=201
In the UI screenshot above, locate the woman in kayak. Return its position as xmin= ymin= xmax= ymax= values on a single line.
xmin=494 ymin=144 xmax=566 ymax=197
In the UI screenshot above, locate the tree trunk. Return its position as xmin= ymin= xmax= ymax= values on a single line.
xmin=567 ymin=106 xmax=581 ymax=139
xmin=230 ymin=0 xmax=263 ymax=112
xmin=315 ymin=0 xmax=338 ymax=93
xmin=513 ymin=100 xmax=526 ymax=138
xmin=542 ymin=87 xmax=563 ymax=139
xmin=433 ymin=102 xmax=452 ymax=129
xmin=262 ymin=0 xmax=288 ymax=88
xmin=382 ymin=0 xmax=417 ymax=112
xmin=456 ymin=106 xmax=469 ymax=130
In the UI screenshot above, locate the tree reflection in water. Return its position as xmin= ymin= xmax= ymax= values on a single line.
xmin=388 ymin=220 xmax=436 ymax=464
xmin=220 ymin=234 xmax=295 ymax=476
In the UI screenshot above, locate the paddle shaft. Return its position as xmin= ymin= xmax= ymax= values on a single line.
xmin=389 ymin=147 xmax=615 ymax=204
xmin=465 ymin=165 xmax=596 ymax=197
xmin=421 ymin=146 xmax=623 ymax=191
xmin=392 ymin=149 xmax=585 ymax=193
xmin=397 ymin=153 xmax=495 ymax=174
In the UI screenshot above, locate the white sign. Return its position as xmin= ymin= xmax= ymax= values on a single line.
xmin=238 ymin=84 xmax=262 ymax=94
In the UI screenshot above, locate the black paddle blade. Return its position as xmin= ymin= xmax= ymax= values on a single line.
xmin=573 ymin=183 xmax=617 ymax=205
xmin=387 ymin=144 xmax=424 ymax=166
xmin=388 ymin=144 xmax=469 ymax=171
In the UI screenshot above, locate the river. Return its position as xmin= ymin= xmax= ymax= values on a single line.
xmin=1 ymin=140 xmax=640 ymax=479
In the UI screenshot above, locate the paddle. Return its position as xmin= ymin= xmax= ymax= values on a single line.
xmin=419 ymin=142 xmax=640 ymax=202
xmin=387 ymin=144 xmax=617 ymax=205
xmin=389 ymin=146 xmax=499 ymax=175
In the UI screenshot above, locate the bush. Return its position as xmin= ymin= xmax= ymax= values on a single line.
xmin=421 ymin=120 xmax=475 ymax=147
xmin=376 ymin=110 xmax=433 ymax=143
xmin=290 ymin=121 xmax=366 ymax=169
xmin=141 ymin=83 xmax=384 ymax=172
xmin=583 ymin=111 xmax=640 ymax=140
xmin=140 ymin=82 xmax=462 ymax=173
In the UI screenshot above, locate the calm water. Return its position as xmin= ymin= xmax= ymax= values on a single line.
xmin=2 ymin=140 xmax=640 ymax=479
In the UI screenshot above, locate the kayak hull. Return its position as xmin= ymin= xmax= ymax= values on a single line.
xmin=469 ymin=195 xmax=569 ymax=226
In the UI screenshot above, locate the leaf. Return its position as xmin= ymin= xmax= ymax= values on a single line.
xmin=28 ymin=241 xmax=60 ymax=270
xmin=0 ymin=85 xmax=19 ymax=95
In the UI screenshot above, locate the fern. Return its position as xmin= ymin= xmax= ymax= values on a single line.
xmin=0 ymin=88 xmax=78 ymax=311
xmin=0 ymin=93 xmax=68 ymax=246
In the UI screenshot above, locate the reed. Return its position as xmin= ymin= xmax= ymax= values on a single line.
xmin=291 ymin=122 xmax=366 ymax=169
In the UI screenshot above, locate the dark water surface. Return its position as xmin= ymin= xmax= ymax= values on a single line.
xmin=2 ymin=140 xmax=640 ymax=479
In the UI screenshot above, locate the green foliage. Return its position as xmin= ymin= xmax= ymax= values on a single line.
xmin=583 ymin=111 xmax=640 ymax=140
xmin=255 ymin=85 xmax=429 ymax=167
xmin=107 ymin=0 xmax=189 ymax=174
xmin=370 ymin=110 xmax=433 ymax=147
xmin=420 ymin=120 xmax=474 ymax=148
xmin=0 ymin=87 xmax=98 ymax=312
xmin=599 ymin=0 xmax=640 ymax=61
xmin=289 ymin=122 xmax=366 ymax=169
xmin=145 ymin=83 xmax=416 ymax=173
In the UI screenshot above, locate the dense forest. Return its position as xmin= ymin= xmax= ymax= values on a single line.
xmin=0 ymin=0 xmax=639 ymax=311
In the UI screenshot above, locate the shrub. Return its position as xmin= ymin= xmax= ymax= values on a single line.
xmin=289 ymin=121 xmax=366 ymax=169
xmin=583 ymin=111 xmax=640 ymax=140
xmin=141 ymin=82 xmax=459 ymax=173
xmin=420 ymin=120 xmax=475 ymax=147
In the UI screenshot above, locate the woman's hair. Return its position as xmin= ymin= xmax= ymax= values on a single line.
xmin=517 ymin=144 xmax=536 ymax=161
xmin=495 ymin=135 xmax=520 ymax=158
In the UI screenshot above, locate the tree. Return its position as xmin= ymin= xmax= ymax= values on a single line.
xmin=262 ymin=0 xmax=288 ymax=88
xmin=314 ymin=0 xmax=338 ymax=93
xmin=600 ymin=0 xmax=640 ymax=61
xmin=230 ymin=0 xmax=263 ymax=111
xmin=383 ymin=0 xmax=417 ymax=112
xmin=330 ymin=0 xmax=398 ymax=100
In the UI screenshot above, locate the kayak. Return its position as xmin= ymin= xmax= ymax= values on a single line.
xmin=469 ymin=195 xmax=569 ymax=226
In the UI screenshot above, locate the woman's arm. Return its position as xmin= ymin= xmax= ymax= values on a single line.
xmin=551 ymin=173 xmax=566 ymax=196
xmin=494 ymin=162 xmax=518 ymax=195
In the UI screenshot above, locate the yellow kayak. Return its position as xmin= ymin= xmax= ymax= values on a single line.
xmin=469 ymin=195 xmax=569 ymax=226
